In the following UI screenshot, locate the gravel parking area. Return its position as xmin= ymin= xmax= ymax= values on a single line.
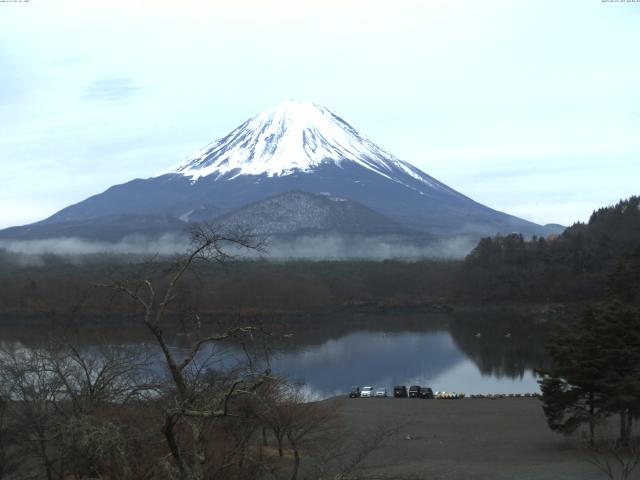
xmin=335 ymin=397 xmax=611 ymax=480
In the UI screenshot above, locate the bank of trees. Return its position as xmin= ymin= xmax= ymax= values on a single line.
xmin=0 ymin=255 xmax=459 ymax=319
xmin=459 ymin=196 xmax=640 ymax=303
xmin=537 ymin=249 xmax=640 ymax=447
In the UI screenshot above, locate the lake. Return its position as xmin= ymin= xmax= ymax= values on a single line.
xmin=0 ymin=309 xmax=548 ymax=399
xmin=269 ymin=329 xmax=541 ymax=399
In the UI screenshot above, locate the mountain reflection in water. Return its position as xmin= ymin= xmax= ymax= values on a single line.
xmin=269 ymin=329 xmax=540 ymax=399
xmin=0 ymin=310 xmax=547 ymax=399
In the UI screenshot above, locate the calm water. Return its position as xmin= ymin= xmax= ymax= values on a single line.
xmin=0 ymin=310 xmax=547 ymax=399
xmin=268 ymin=329 xmax=540 ymax=398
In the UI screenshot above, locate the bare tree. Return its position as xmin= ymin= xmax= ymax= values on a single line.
xmin=585 ymin=439 xmax=640 ymax=480
xmin=255 ymin=383 xmax=419 ymax=480
xmin=308 ymin=413 xmax=417 ymax=480
xmin=283 ymin=394 xmax=333 ymax=480
xmin=0 ymin=345 xmax=65 ymax=480
xmin=0 ymin=342 xmax=158 ymax=480
xmin=0 ymin=389 xmax=13 ymax=480
xmin=47 ymin=343 xmax=156 ymax=479
xmin=254 ymin=380 xmax=333 ymax=479
xmin=256 ymin=379 xmax=292 ymax=458
xmin=105 ymin=224 xmax=272 ymax=480
xmin=45 ymin=343 xmax=154 ymax=410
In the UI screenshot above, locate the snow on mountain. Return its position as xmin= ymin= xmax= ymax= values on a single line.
xmin=161 ymin=100 xmax=455 ymax=196
xmin=0 ymin=100 xmax=561 ymax=242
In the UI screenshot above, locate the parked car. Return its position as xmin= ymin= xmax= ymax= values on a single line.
xmin=409 ymin=385 xmax=421 ymax=398
xmin=349 ymin=386 xmax=361 ymax=398
xmin=375 ymin=387 xmax=387 ymax=397
xmin=360 ymin=386 xmax=374 ymax=398
xmin=419 ymin=387 xmax=434 ymax=399
xmin=393 ymin=385 xmax=407 ymax=398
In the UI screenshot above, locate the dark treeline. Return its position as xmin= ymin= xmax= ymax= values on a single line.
xmin=457 ymin=196 xmax=640 ymax=303
xmin=1 ymin=196 xmax=639 ymax=319
xmin=0 ymin=257 xmax=459 ymax=319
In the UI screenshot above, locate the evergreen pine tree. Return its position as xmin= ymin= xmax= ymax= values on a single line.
xmin=538 ymin=302 xmax=640 ymax=445
xmin=537 ymin=306 xmax=608 ymax=446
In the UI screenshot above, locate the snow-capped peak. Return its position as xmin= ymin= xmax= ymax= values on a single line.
xmin=160 ymin=100 xmax=446 ymax=192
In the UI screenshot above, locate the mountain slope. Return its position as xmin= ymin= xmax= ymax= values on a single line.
xmin=0 ymin=100 xmax=560 ymax=240
xmin=0 ymin=214 xmax=187 ymax=242
xmin=212 ymin=190 xmax=406 ymax=236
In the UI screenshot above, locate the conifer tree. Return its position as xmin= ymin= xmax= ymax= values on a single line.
xmin=537 ymin=306 xmax=608 ymax=446
xmin=538 ymin=301 xmax=640 ymax=445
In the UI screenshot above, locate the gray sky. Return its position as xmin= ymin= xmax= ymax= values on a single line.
xmin=1 ymin=0 xmax=638 ymax=229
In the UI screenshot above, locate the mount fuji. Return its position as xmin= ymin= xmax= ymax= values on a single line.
xmin=0 ymin=100 xmax=561 ymax=243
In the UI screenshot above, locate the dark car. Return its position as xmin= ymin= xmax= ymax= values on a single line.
xmin=349 ymin=386 xmax=360 ymax=398
xmin=408 ymin=385 xmax=421 ymax=398
xmin=419 ymin=387 xmax=434 ymax=399
xmin=393 ymin=385 xmax=407 ymax=398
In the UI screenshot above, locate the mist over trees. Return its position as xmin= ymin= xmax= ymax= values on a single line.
xmin=0 ymin=196 xmax=639 ymax=320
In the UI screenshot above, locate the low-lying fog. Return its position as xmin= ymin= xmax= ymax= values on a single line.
xmin=0 ymin=233 xmax=477 ymax=265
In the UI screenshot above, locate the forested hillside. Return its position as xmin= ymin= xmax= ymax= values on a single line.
xmin=0 ymin=256 xmax=458 ymax=318
xmin=0 ymin=196 xmax=638 ymax=318
xmin=458 ymin=196 xmax=640 ymax=302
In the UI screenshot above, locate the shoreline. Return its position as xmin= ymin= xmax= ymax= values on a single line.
xmin=0 ymin=301 xmax=577 ymax=325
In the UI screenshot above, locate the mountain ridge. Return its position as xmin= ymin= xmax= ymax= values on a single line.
xmin=0 ymin=100 xmax=563 ymax=242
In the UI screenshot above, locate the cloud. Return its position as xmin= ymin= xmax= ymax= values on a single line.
xmin=250 ymin=234 xmax=477 ymax=261
xmin=0 ymin=234 xmax=187 ymax=260
xmin=82 ymin=77 xmax=143 ymax=104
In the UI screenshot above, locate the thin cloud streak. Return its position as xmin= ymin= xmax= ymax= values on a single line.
xmin=82 ymin=77 xmax=144 ymax=103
